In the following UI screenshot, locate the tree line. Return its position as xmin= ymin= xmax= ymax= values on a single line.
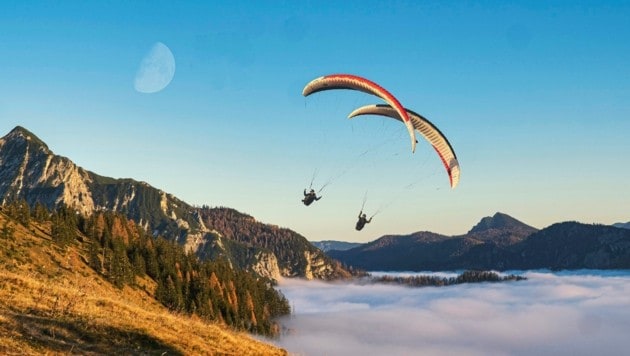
xmin=372 ymin=270 xmax=526 ymax=287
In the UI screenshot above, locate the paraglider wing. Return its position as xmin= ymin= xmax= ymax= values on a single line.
xmin=348 ymin=104 xmax=460 ymax=189
xmin=303 ymin=74 xmax=417 ymax=153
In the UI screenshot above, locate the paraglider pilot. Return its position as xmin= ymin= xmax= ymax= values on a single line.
xmin=302 ymin=189 xmax=321 ymax=206
xmin=355 ymin=211 xmax=372 ymax=231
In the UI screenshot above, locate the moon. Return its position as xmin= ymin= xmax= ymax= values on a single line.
xmin=134 ymin=42 xmax=176 ymax=93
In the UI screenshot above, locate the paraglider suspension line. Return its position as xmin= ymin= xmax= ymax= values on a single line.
xmin=308 ymin=169 xmax=318 ymax=190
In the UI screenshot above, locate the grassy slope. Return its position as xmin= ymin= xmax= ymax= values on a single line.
xmin=0 ymin=211 xmax=286 ymax=355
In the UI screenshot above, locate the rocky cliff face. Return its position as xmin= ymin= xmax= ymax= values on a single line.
xmin=0 ymin=127 xmax=95 ymax=213
xmin=198 ymin=207 xmax=351 ymax=280
xmin=302 ymin=250 xmax=341 ymax=280
xmin=0 ymin=126 xmax=350 ymax=280
xmin=0 ymin=127 xmax=203 ymax=238
xmin=251 ymin=251 xmax=282 ymax=281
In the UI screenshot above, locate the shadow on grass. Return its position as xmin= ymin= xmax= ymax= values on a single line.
xmin=10 ymin=312 xmax=184 ymax=355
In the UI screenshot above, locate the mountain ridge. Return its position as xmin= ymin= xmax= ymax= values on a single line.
xmin=311 ymin=240 xmax=363 ymax=252
xmin=0 ymin=126 xmax=350 ymax=280
xmin=329 ymin=214 xmax=630 ymax=271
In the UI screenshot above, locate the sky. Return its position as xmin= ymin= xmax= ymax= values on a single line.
xmin=1 ymin=1 xmax=629 ymax=242
xmin=270 ymin=270 xmax=630 ymax=355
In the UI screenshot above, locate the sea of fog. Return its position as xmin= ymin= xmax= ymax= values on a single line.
xmin=269 ymin=270 xmax=630 ymax=356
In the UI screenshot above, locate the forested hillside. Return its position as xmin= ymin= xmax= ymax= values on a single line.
xmin=0 ymin=200 xmax=290 ymax=338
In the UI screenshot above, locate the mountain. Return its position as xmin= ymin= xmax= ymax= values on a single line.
xmin=468 ymin=212 xmax=532 ymax=232
xmin=0 ymin=126 xmax=349 ymax=280
xmin=329 ymin=231 xmax=465 ymax=271
xmin=0 ymin=208 xmax=286 ymax=354
xmin=613 ymin=222 xmax=630 ymax=229
xmin=329 ymin=212 xmax=538 ymax=270
xmin=329 ymin=213 xmax=630 ymax=271
xmin=197 ymin=207 xmax=351 ymax=279
xmin=0 ymin=126 xmax=198 ymax=236
xmin=511 ymin=222 xmax=630 ymax=270
xmin=311 ymin=240 xmax=363 ymax=252
xmin=466 ymin=212 xmax=538 ymax=244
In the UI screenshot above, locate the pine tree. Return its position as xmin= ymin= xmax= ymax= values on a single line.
xmin=1 ymin=221 xmax=15 ymax=240
xmin=51 ymin=214 xmax=75 ymax=247
xmin=130 ymin=247 xmax=146 ymax=277
xmin=109 ymin=237 xmax=134 ymax=288
xmin=16 ymin=199 xmax=30 ymax=226
xmin=32 ymin=202 xmax=49 ymax=222
xmin=88 ymin=241 xmax=103 ymax=273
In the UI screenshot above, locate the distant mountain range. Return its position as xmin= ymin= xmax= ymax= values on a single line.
xmin=328 ymin=213 xmax=630 ymax=271
xmin=311 ymin=240 xmax=363 ymax=252
xmin=613 ymin=222 xmax=630 ymax=229
xmin=0 ymin=126 xmax=350 ymax=280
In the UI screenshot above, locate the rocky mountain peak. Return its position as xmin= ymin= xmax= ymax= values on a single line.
xmin=1 ymin=126 xmax=50 ymax=152
xmin=468 ymin=212 xmax=535 ymax=234
xmin=8 ymin=125 xmax=34 ymax=137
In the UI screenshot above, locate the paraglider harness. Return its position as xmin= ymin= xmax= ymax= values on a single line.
xmin=355 ymin=211 xmax=372 ymax=231
xmin=302 ymin=189 xmax=321 ymax=206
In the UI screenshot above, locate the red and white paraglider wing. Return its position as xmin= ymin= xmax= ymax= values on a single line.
xmin=303 ymin=74 xmax=417 ymax=153
xmin=348 ymin=104 xmax=460 ymax=189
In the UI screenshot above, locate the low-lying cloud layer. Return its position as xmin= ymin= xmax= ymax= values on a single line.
xmin=271 ymin=271 xmax=630 ymax=356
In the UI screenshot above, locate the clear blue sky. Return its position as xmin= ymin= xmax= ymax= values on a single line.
xmin=1 ymin=1 xmax=629 ymax=242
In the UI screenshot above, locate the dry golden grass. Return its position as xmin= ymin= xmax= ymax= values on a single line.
xmin=0 ymin=212 xmax=286 ymax=355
